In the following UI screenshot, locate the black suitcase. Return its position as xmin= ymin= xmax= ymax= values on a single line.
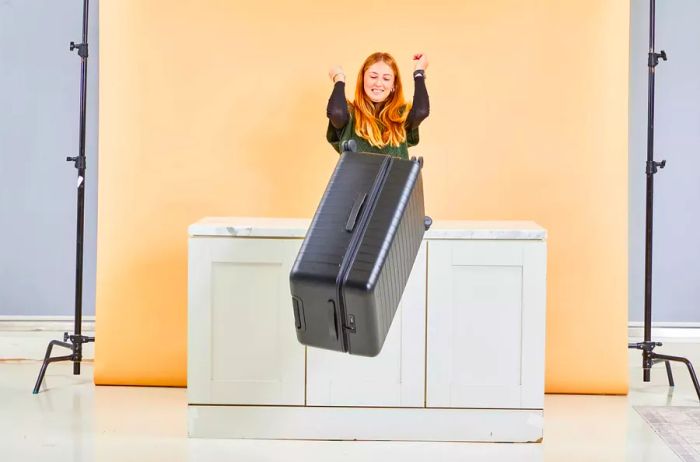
xmin=289 ymin=151 xmax=428 ymax=356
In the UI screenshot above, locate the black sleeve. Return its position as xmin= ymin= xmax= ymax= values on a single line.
xmin=406 ymin=74 xmax=430 ymax=130
xmin=327 ymin=81 xmax=349 ymax=129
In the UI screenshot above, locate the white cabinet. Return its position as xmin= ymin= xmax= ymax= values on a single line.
xmin=187 ymin=218 xmax=547 ymax=442
xmin=188 ymin=237 xmax=305 ymax=405
xmin=426 ymin=240 xmax=546 ymax=409
xmin=306 ymin=242 xmax=426 ymax=407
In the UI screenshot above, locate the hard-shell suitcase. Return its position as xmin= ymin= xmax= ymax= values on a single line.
xmin=289 ymin=151 xmax=428 ymax=356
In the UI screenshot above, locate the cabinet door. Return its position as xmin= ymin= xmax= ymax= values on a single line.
xmin=306 ymin=242 xmax=426 ymax=407
xmin=426 ymin=240 xmax=546 ymax=409
xmin=188 ymin=237 xmax=305 ymax=405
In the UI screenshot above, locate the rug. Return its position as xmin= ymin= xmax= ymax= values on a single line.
xmin=636 ymin=406 xmax=700 ymax=461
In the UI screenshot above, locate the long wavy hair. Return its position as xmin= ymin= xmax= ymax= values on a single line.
xmin=352 ymin=52 xmax=410 ymax=148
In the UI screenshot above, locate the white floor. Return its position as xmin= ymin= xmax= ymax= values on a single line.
xmin=1 ymin=342 xmax=699 ymax=462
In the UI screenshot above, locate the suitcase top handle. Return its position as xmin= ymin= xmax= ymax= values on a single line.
xmin=341 ymin=139 xmax=358 ymax=153
xmin=345 ymin=192 xmax=368 ymax=232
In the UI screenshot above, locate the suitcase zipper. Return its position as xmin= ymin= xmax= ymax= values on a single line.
xmin=335 ymin=155 xmax=394 ymax=352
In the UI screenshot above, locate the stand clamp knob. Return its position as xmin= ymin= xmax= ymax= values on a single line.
xmin=649 ymin=50 xmax=667 ymax=67
xmin=646 ymin=159 xmax=666 ymax=175
xmin=66 ymin=156 xmax=86 ymax=170
xmin=70 ymin=41 xmax=89 ymax=59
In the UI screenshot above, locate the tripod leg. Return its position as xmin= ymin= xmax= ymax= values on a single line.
xmin=651 ymin=352 xmax=700 ymax=401
xmin=33 ymin=340 xmax=73 ymax=394
xmin=665 ymin=360 xmax=674 ymax=387
xmin=684 ymin=360 xmax=700 ymax=401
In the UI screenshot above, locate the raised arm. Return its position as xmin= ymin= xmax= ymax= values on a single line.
xmin=327 ymin=65 xmax=349 ymax=129
xmin=406 ymin=53 xmax=430 ymax=130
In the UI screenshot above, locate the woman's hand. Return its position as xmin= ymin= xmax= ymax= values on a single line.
xmin=413 ymin=53 xmax=429 ymax=72
xmin=329 ymin=65 xmax=345 ymax=83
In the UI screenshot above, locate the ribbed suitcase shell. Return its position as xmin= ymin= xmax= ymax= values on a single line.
xmin=289 ymin=151 xmax=425 ymax=356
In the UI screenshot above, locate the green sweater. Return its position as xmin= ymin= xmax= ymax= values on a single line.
xmin=326 ymin=112 xmax=419 ymax=160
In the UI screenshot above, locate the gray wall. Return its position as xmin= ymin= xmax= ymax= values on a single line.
xmin=2 ymin=1 xmax=697 ymax=322
xmin=629 ymin=0 xmax=700 ymax=323
xmin=0 ymin=0 xmax=98 ymax=316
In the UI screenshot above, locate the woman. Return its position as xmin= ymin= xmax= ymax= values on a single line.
xmin=326 ymin=52 xmax=430 ymax=160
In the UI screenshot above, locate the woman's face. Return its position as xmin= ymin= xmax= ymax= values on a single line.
xmin=363 ymin=61 xmax=395 ymax=103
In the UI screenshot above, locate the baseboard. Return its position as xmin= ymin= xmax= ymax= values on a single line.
xmin=0 ymin=316 xmax=95 ymax=361
xmin=628 ymin=322 xmax=700 ymax=342
xmin=2 ymin=316 xmax=696 ymax=360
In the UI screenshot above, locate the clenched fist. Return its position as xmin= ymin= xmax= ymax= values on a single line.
xmin=412 ymin=53 xmax=429 ymax=72
xmin=328 ymin=65 xmax=345 ymax=83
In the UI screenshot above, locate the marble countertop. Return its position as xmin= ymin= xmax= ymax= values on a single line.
xmin=189 ymin=217 xmax=546 ymax=240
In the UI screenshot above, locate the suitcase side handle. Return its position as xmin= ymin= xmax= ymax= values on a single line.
xmin=345 ymin=192 xmax=367 ymax=232
xmin=410 ymin=156 xmax=424 ymax=168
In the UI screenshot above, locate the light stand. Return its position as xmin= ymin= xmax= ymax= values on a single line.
xmin=33 ymin=0 xmax=94 ymax=394
xmin=628 ymin=0 xmax=700 ymax=401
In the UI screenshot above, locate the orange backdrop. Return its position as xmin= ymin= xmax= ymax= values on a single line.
xmin=96 ymin=0 xmax=629 ymax=393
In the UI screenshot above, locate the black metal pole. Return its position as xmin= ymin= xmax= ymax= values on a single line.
xmin=72 ymin=0 xmax=90 ymax=376
xmin=642 ymin=0 xmax=657 ymax=383
xmin=34 ymin=0 xmax=94 ymax=394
